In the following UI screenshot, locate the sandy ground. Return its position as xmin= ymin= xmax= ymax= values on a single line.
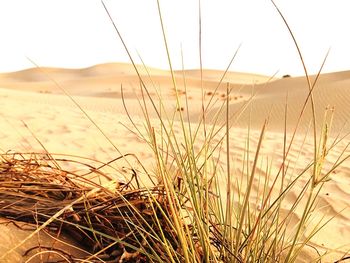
xmin=0 ymin=63 xmax=349 ymax=262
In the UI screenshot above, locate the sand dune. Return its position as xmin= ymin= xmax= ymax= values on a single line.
xmin=0 ymin=63 xmax=272 ymax=96
xmin=174 ymin=68 xmax=275 ymax=84
xmin=0 ymin=63 xmax=349 ymax=262
xmin=203 ymin=72 xmax=350 ymax=134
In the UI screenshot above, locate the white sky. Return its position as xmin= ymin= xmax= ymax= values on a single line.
xmin=0 ymin=0 xmax=349 ymax=76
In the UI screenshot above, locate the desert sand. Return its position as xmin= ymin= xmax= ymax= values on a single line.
xmin=0 ymin=63 xmax=349 ymax=262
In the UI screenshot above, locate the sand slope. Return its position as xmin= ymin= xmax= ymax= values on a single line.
xmin=0 ymin=63 xmax=349 ymax=262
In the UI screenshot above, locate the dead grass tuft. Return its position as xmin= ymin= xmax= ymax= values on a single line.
xmin=0 ymin=153 xmax=187 ymax=262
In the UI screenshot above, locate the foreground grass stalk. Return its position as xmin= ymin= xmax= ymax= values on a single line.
xmin=151 ymin=129 xmax=191 ymax=262
xmin=224 ymin=82 xmax=234 ymax=260
xmin=234 ymin=120 xmax=267 ymax=261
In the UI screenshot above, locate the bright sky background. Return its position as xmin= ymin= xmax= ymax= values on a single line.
xmin=0 ymin=0 xmax=349 ymax=77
